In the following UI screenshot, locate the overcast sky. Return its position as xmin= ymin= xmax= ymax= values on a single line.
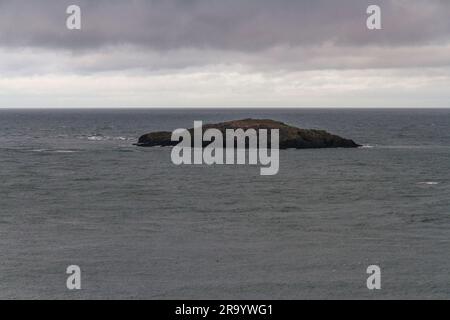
xmin=1 ymin=0 xmax=449 ymax=108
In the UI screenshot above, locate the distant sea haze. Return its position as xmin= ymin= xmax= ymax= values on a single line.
xmin=0 ymin=108 xmax=449 ymax=299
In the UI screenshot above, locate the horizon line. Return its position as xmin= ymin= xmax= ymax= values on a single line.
xmin=1 ymin=106 xmax=450 ymax=110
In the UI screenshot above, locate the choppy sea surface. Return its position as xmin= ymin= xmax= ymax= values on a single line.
xmin=0 ymin=108 xmax=449 ymax=299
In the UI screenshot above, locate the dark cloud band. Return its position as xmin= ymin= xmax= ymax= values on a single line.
xmin=1 ymin=0 xmax=449 ymax=51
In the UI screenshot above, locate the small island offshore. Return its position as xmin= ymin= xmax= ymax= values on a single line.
xmin=135 ymin=119 xmax=360 ymax=149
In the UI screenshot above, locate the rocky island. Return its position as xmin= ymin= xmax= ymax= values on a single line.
xmin=135 ymin=119 xmax=360 ymax=149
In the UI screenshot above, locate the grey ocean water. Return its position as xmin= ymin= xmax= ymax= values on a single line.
xmin=0 ymin=108 xmax=449 ymax=299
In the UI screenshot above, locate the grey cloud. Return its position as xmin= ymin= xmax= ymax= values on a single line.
xmin=1 ymin=0 xmax=450 ymax=51
xmin=1 ymin=0 xmax=450 ymax=76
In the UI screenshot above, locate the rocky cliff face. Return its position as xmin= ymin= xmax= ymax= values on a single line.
xmin=135 ymin=119 xmax=360 ymax=149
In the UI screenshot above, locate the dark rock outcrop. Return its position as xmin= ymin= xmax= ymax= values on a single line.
xmin=135 ymin=119 xmax=360 ymax=149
